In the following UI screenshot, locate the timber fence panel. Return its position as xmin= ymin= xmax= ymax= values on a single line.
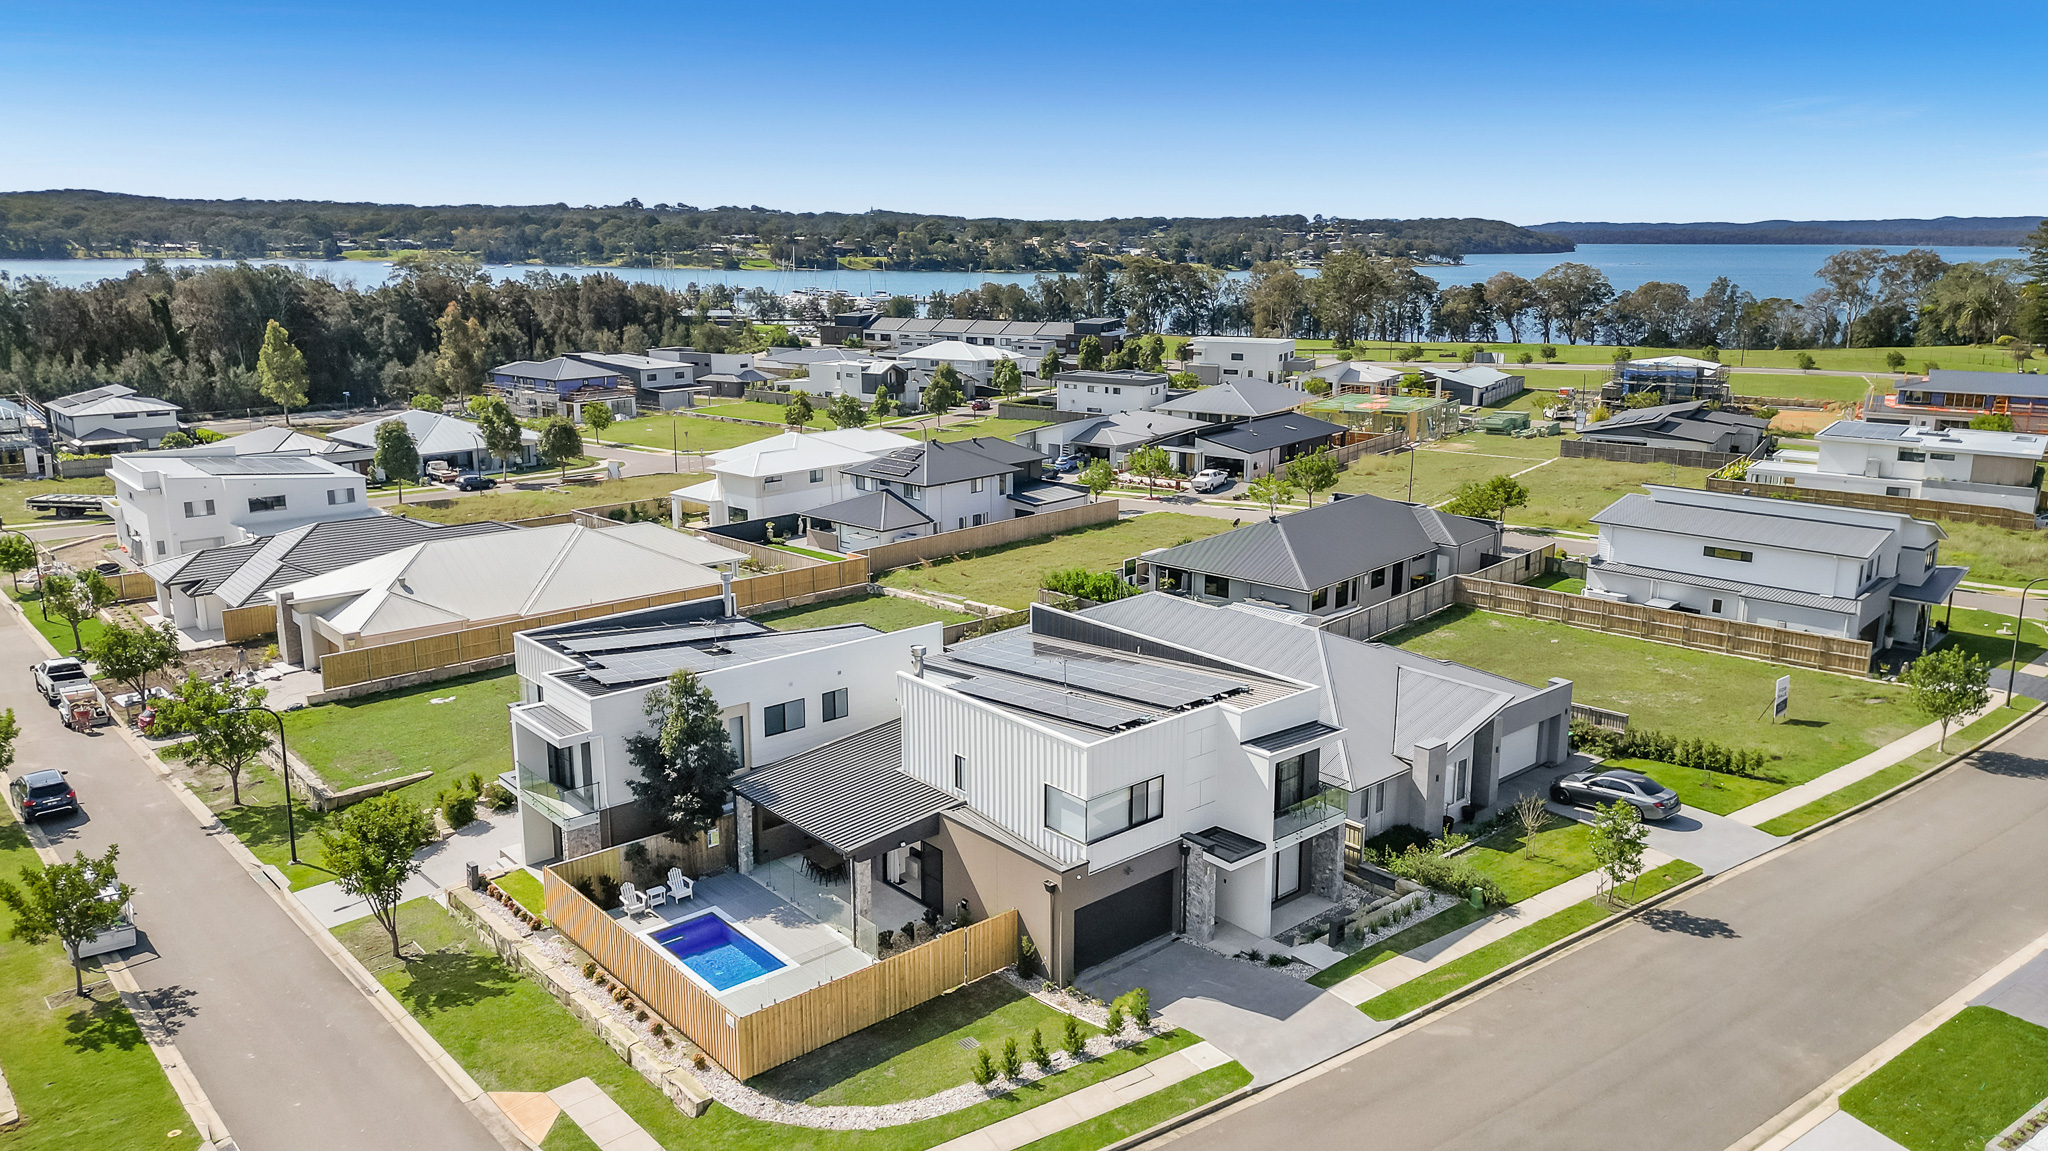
xmin=1561 ymin=439 xmax=1742 ymax=470
xmin=1706 ymin=477 xmax=2041 ymax=531
xmin=221 ymin=604 xmax=275 ymax=642
xmin=859 ymin=501 xmax=1121 ymax=574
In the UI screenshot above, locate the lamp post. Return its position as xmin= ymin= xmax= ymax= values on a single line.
xmin=229 ymin=705 xmax=299 ymax=865
xmin=2006 ymin=577 xmax=2048 ymax=708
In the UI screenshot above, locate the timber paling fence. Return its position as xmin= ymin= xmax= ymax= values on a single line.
xmin=1317 ymin=545 xmax=1556 ymax=643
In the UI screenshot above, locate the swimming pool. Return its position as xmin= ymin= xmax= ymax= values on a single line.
xmin=649 ymin=913 xmax=788 ymax=991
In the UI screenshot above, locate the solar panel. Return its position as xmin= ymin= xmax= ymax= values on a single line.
xmin=952 ymin=678 xmax=1150 ymax=731
xmin=558 ymin=621 xmax=762 ymax=655
xmin=947 ymin=637 xmax=1245 ymax=709
xmin=865 ymin=454 xmax=921 ymax=478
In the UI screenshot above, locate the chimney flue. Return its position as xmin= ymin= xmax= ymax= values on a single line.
xmin=910 ymin=645 xmax=926 ymax=677
xmin=720 ymin=569 xmax=736 ymax=617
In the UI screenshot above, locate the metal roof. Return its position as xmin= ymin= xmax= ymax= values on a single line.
xmin=1143 ymin=493 xmax=1452 ymax=592
xmin=1243 ymin=721 xmax=1341 ymax=753
xmin=186 ymin=454 xmax=342 ymax=476
xmin=1156 ymin=380 xmax=1311 ymax=419
xmin=1924 ymin=369 xmax=2048 ymax=399
xmin=1007 ymin=480 xmax=1089 ymax=508
xmin=842 ymin=437 xmax=1037 ymax=486
xmin=1393 ymin=666 xmax=1514 ymax=754
xmin=731 ymin=722 xmax=962 ymax=855
xmin=801 ymin=490 xmax=932 ymax=531
xmin=200 ymin=516 xmax=514 ymax=606
xmin=1818 ymin=420 xmax=2046 ymax=459
xmin=488 ymin=358 xmax=624 ymax=382
xmin=1893 ymin=565 xmax=1971 ymax=604
xmin=1195 ymin=412 xmax=1344 ymax=454
xmin=47 ymin=384 xmax=180 ymax=416
xmin=329 ymin=411 xmax=536 ymax=457
xmin=1592 ymin=492 xmax=1894 ymax=559
xmin=1182 ymin=826 xmax=1264 ymax=864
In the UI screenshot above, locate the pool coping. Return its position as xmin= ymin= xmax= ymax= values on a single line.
xmin=634 ymin=903 xmax=800 ymax=998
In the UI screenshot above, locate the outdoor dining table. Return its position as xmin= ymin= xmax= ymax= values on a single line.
xmin=802 ymin=844 xmax=847 ymax=881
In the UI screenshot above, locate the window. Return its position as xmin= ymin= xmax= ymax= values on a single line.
xmin=822 ymin=688 xmax=848 ymax=722
xmin=763 ymin=474 xmax=783 ymax=485
xmin=727 ymin=507 xmax=748 ymax=522
xmin=904 ymin=484 xmax=924 ymax=501
xmin=1274 ymin=750 xmax=1320 ymax=812
xmin=1045 ymin=784 xmax=1085 ymax=839
xmin=763 ymin=698 xmax=805 ymax=736
xmin=1370 ymin=567 xmax=1387 ymax=589
xmin=1203 ymin=573 xmax=1229 ymax=598
xmin=1886 ymin=486 xmax=1912 ymax=497
xmin=854 ymin=475 xmax=871 ymax=491
xmin=809 ymin=469 xmax=824 ymax=483
xmin=1312 ymin=586 xmax=1330 ymax=610
xmin=1454 ymin=759 xmax=1470 ymax=801
xmin=248 ymin=495 xmax=287 ymax=513
xmin=1897 ymin=449 xmax=1926 ymax=462
xmin=182 ymin=499 xmax=215 ymax=518
xmin=154 ymin=540 xmax=165 ymax=556
xmin=1335 ymin=579 xmax=1352 ymax=609
xmin=1703 ymin=545 xmax=1753 ymax=562
xmin=1372 ymin=780 xmax=1386 ymax=814
xmin=1085 ymin=776 xmax=1165 ymax=841
xmin=1931 ymin=452 xmax=1954 ymax=461
xmin=1230 ymin=352 xmax=1245 ymax=361
xmin=970 ymin=476 xmax=985 ymax=494
xmin=1711 ymin=598 xmax=1723 ymax=614
xmin=726 ymin=715 xmax=746 ymax=768
xmin=325 ymin=488 xmax=356 ymax=505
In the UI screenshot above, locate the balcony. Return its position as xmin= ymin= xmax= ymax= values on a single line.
xmin=1273 ymin=785 xmax=1348 ymax=846
xmin=515 ymin=762 xmax=600 ymax=832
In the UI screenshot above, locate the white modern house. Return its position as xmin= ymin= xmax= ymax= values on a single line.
xmin=1746 ymin=420 xmax=2044 ymax=514
xmin=789 ymin=358 xmax=909 ymax=403
xmin=507 ymin=593 xmax=944 ymax=863
xmin=1053 ymin=370 xmax=1172 ymax=415
xmin=894 ymin=341 xmax=1028 ymax=388
xmin=44 ymin=385 xmax=182 ymax=453
xmin=109 ymin=452 xmax=370 ymax=562
xmin=1586 ymin=485 xmax=1968 ymax=651
xmin=799 ymin=438 xmax=1088 ymax=550
xmin=860 ymin=317 xmax=1124 ymax=358
xmin=328 ymin=410 xmax=538 ymax=477
xmin=1186 ymin=337 xmax=1298 ymax=383
xmin=669 ymin=427 xmax=919 ymax=529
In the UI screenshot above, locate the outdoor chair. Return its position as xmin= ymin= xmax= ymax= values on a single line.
xmin=667 ymin=868 xmax=696 ymax=902
xmin=620 ymin=882 xmax=648 ymax=916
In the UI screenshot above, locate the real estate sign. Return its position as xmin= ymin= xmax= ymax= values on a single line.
xmin=1773 ymin=675 xmax=1791 ymax=720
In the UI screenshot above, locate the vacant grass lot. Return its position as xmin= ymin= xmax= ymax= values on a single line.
xmin=1935 ymin=605 xmax=2047 ymax=672
xmin=878 ymin=513 xmax=1230 ymax=609
xmin=0 ymin=811 xmax=201 ymax=1151
xmin=0 ymin=474 xmax=114 ymax=525
xmin=1729 ymin=372 xmax=1883 ymax=405
xmin=1330 ymin=442 xmax=1714 ymax=533
xmin=1756 ymin=702 xmax=2036 ymax=836
xmin=1386 ymin=609 xmax=1918 ymax=785
xmin=1940 ymin=522 xmax=2048 ymax=588
xmin=1457 ymin=816 xmax=1599 ymax=902
xmin=1841 ymin=1006 xmax=2048 ymax=1151
xmin=284 ymin=666 xmax=520 ymax=792
xmin=600 ymin=412 xmax=785 ymax=452
xmin=387 ymin=473 xmax=705 ymax=525
xmin=754 ymin=592 xmax=974 ymax=633
xmin=1293 ymin=341 xmax=2021 ymax=374
xmin=337 ymin=899 xmax=1201 ymax=1151
xmin=1359 ymin=860 xmax=1702 ymax=1020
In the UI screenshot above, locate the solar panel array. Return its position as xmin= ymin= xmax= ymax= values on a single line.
xmin=952 ymin=677 xmax=1150 ymax=732
xmin=558 ymin=621 xmax=763 ymax=656
xmin=948 ymin=637 xmax=1245 ymax=710
xmin=862 ymin=451 xmax=922 ymax=478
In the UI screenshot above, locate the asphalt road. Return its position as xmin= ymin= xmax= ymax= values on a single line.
xmin=1159 ymin=712 xmax=2048 ymax=1151
xmin=4 ymin=610 xmax=501 ymax=1151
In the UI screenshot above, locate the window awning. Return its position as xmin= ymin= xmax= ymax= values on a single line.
xmin=1894 ymin=565 xmax=1970 ymax=605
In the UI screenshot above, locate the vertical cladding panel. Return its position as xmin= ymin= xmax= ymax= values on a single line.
xmin=900 ymin=677 xmax=1087 ymax=866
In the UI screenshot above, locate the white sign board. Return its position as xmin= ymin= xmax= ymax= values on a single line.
xmin=1774 ymin=675 xmax=1791 ymax=719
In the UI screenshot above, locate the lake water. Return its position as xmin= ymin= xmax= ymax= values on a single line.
xmin=0 ymin=243 xmax=2025 ymax=302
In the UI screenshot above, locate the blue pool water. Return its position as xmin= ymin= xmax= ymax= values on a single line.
xmin=651 ymin=915 xmax=786 ymax=990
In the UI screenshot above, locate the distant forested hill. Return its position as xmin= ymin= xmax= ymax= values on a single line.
xmin=1535 ymin=217 xmax=2044 ymax=246
xmin=0 ymin=190 xmax=1572 ymax=268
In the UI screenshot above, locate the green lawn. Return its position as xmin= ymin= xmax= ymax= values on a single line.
xmin=749 ymin=977 xmax=1100 ymax=1106
xmin=1729 ymin=372 xmax=1885 ymax=405
xmin=575 ymin=411 xmax=786 ymax=454
xmin=1295 ymin=341 xmax=2022 ymax=375
xmin=1329 ymin=440 xmax=1715 ymax=533
xmin=0 ymin=810 xmax=202 ymax=1151
xmin=1940 ymin=522 xmax=2048 ymax=588
xmin=6 ymin=584 xmax=109 ymax=653
xmin=1755 ymin=702 xmax=2036 ymax=836
xmin=773 ymin=543 xmax=846 ymax=562
xmin=754 ymin=592 xmax=974 ymax=633
xmin=283 ymin=666 xmax=520 ymax=793
xmin=1010 ymin=1062 xmax=1251 ymax=1151
xmin=1841 ymin=1006 xmax=2048 ymax=1151
xmin=201 ymin=761 xmax=343 ymax=890
xmin=1359 ymin=860 xmax=1702 ymax=1020
xmin=387 ymin=473 xmax=703 ymax=525
xmin=1934 ymin=605 xmax=2048 ymax=672
xmin=335 ymin=899 xmax=1202 ymax=1151
xmin=1387 ymin=609 xmax=1919 ymax=786
xmin=0 ymin=475 xmax=115 ymax=525
xmin=495 ymin=868 xmax=547 ymax=920
xmin=879 ymin=417 xmax=1050 ymax=444
xmin=878 ymin=513 xmax=1231 ymax=609
xmin=1597 ymin=758 xmax=1786 ymax=815
xmin=1457 ymin=816 xmax=1599 ymax=903
xmin=1305 ymin=902 xmax=1491 ymax=989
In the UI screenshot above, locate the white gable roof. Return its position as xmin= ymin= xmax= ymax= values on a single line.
xmin=705 ymin=428 xmax=918 ymax=479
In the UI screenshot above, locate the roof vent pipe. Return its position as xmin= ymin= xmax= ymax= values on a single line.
xmin=910 ymin=645 xmax=926 ymax=677
xmin=720 ymin=570 xmax=736 ymax=617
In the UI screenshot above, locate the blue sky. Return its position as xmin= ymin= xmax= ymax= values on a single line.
xmin=2 ymin=0 xmax=2043 ymax=223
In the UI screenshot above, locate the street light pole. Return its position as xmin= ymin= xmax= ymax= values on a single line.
xmin=230 ymin=705 xmax=299 ymax=865
xmin=2006 ymin=578 xmax=2048 ymax=709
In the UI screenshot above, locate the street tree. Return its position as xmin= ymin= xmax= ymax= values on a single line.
xmin=1038 ymin=348 xmax=1063 ymax=382
xmin=785 ymin=393 xmax=815 ymax=430
xmin=157 ymin=676 xmax=272 ymax=806
xmin=38 ymin=573 xmax=91 ymax=652
xmin=583 ymin=400 xmax=614 ymax=445
xmin=1513 ymin=792 xmax=1548 ymax=858
xmin=1444 ymin=473 xmax=1531 ymax=527
xmin=410 ymin=393 xmax=444 ymax=411
xmin=0 ymin=708 xmax=17 ymax=775
xmin=473 ymin=396 xmax=525 ymax=473
xmin=922 ymin=364 xmax=964 ymax=414
xmin=374 ymin=419 xmax=421 ymax=503
xmin=318 ymin=794 xmax=432 ymax=960
xmin=256 ymin=319 xmax=310 ymax=425
xmin=827 ymin=392 xmax=869 ymax=430
xmin=433 ymin=302 xmax=487 ymax=400
xmin=0 ymin=532 xmax=36 ymax=589
xmin=1126 ymin=445 xmax=1174 ymax=496
xmin=991 ymin=358 xmax=1023 ymax=397
xmin=538 ymin=416 xmax=583 ymax=483
xmin=1589 ymin=799 xmax=1648 ymax=900
xmin=0 ymin=844 xmax=132 ymax=996
xmin=625 ymin=669 xmax=740 ymax=843
xmin=1078 ymin=459 xmax=1117 ymax=500
xmin=87 ymin=620 xmax=182 ymax=701
xmin=1076 ymin=336 xmax=1104 ymax=371
xmin=1283 ymin=448 xmax=1339 ymax=507
xmin=1247 ymin=472 xmax=1297 ymax=518
xmin=1900 ymin=647 xmax=1991 ymax=752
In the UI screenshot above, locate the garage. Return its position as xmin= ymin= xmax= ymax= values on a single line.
xmin=1498 ymin=723 xmax=1541 ymax=779
xmin=1072 ymin=870 xmax=1175 ymax=974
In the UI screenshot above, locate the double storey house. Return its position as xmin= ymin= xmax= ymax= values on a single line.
xmin=1746 ymin=420 xmax=2044 ymax=514
xmin=800 ymin=437 xmax=1088 ymax=550
xmin=110 ymin=451 xmax=370 ymax=561
xmin=668 ymin=427 xmax=919 ymax=529
xmin=44 ymin=385 xmax=181 ymax=453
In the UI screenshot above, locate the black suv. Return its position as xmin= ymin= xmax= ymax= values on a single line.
xmin=10 ymin=769 xmax=76 ymax=821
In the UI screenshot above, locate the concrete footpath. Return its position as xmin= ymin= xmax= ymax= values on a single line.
xmin=1730 ymin=704 xmax=2000 ymax=827
xmin=931 ymin=1042 xmax=1233 ymax=1151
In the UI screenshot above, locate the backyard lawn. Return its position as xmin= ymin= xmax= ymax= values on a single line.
xmin=1456 ymin=816 xmax=1599 ymax=902
xmin=1841 ymin=1006 xmax=2048 ymax=1151
xmin=0 ymin=474 xmax=114 ymax=525
xmin=283 ymin=666 xmax=520 ymax=792
xmin=754 ymin=591 xmax=974 ymax=633
xmin=387 ymin=473 xmax=704 ymax=525
xmin=570 ymin=411 xmax=784 ymax=454
xmin=878 ymin=512 xmax=1230 ymax=609
xmin=0 ymin=811 xmax=202 ymax=1151
xmin=1328 ymin=438 xmax=1715 ymax=533
xmin=335 ymin=899 xmax=1205 ymax=1151
xmin=1385 ymin=609 xmax=1920 ymax=786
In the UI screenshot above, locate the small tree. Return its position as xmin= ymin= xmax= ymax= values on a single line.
xmin=1513 ymin=791 xmax=1548 ymax=858
xmin=1901 ymin=647 xmax=1991 ymax=752
xmin=991 ymin=358 xmax=1023 ymax=397
xmin=1141 ymin=334 xmax=1166 ymax=371
xmin=1588 ymin=799 xmax=1648 ymax=900
xmin=157 ymin=430 xmax=195 ymax=449
xmin=1247 ymin=471 xmax=1296 ymax=518
xmin=374 ymin=419 xmax=421 ymax=503
xmin=784 ymin=392 xmax=815 ymax=430
xmin=583 ymin=400 xmax=614 ymax=445
xmin=256 ymin=319 xmax=311 ymax=425
xmin=1794 ymin=352 xmax=1817 ymax=371
xmin=39 ymin=573 xmax=91 ymax=651
xmin=1540 ymin=344 xmax=1558 ymax=361
xmin=0 ymin=532 xmax=36 ymax=589
xmin=0 ymin=844 xmax=132 ymax=996
xmin=410 ymin=393 xmax=444 ymax=412
xmin=827 ymin=392 xmax=869 ymax=429
xmin=1970 ymin=413 xmax=2017 ymax=432
xmin=1443 ymin=474 xmax=1531 ymax=546
xmin=318 ymin=794 xmax=432 ymax=960
xmin=87 ymin=620 xmax=182 ymax=702
xmin=474 ymin=396 xmax=526 ymax=473
xmin=1076 ymin=336 xmax=1104 ymax=371
xmin=538 ymin=416 xmax=584 ymax=483
xmin=434 ymin=302 xmax=487 ymax=401
xmin=1884 ymin=350 xmax=1907 ymax=372
xmin=922 ymin=364 xmax=964 ymax=414
xmin=156 ymin=676 xmax=271 ymax=805
xmin=1038 ymin=347 xmax=1063 ymax=381
xmin=1126 ymin=445 xmax=1174 ymax=496
xmin=1078 ymin=459 xmax=1117 ymax=500
xmin=624 ymin=669 xmax=740 ymax=842
xmin=0 ymin=707 xmax=18 ymax=776
xmin=1283 ymin=448 xmax=1339 ymax=507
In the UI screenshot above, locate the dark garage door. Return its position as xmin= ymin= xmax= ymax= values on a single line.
xmin=1072 ymin=871 xmax=1174 ymax=974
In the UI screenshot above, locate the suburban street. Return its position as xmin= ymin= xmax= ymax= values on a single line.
xmin=1156 ymin=711 xmax=2048 ymax=1151
xmin=2 ymin=606 xmax=501 ymax=1151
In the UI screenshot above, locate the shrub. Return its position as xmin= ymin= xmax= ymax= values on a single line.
xmin=439 ymin=788 xmax=476 ymax=830
xmin=651 ymin=1022 xmax=665 ymax=1037
xmin=1121 ymin=986 xmax=1151 ymax=1028
xmin=1266 ymin=954 xmax=1291 ymax=966
xmin=573 ymin=874 xmax=621 ymax=910
xmin=1017 ymin=933 xmax=1041 ymax=979
xmin=878 ymin=929 xmax=895 ymax=951
xmin=1042 ymin=566 xmax=1135 ymax=603
xmin=1104 ymin=1003 xmax=1125 ymax=1034
xmin=693 ymin=1053 xmax=708 ymax=1071
xmin=1000 ymin=1037 xmax=1022 ymax=1079
xmin=622 ymin=842 xmax=651 ymax=883
xmin=583 ymin=961 xmax=597 ymax=980
xmin=1795 ymin=352 xmax=1817 ymax=370
xmin=971 ymin=1048 xmax=997 ymax=1087
xmin=902 ymin=920 xmax=918 ymax=943
xmin=1377 ymin=843 xmax=1506 ymax=905
xmin=1570 ymin=722 xmax=1778 ymax=781
xmin=1063 ymin=1014 xmax=1085 ymax=1057
xmin=482 ymin=781 xmax=516 ymax=812
xmin=636 ymin=1009 xmax=648 ymax=1022
xmin=1029 ymin=1027 xmax=1052 ymax=1070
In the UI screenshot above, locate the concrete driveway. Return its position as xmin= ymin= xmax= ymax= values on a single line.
xmin=1077 ymin=940 xmax=1385 ymax=1086
xmin=1549 ymin=799 xmax=1782 ymax=875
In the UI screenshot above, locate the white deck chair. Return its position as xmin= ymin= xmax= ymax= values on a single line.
xmin=619 ymin=882 xmax=648 ymax=916
xmin=667 ymin=868 xmax=695 ymax=903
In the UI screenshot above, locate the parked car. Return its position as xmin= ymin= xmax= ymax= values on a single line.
xmin=968 ymin=398 xmax=991 ymax=411
xmin=93 ymin=561 xmax=123 ymax=576
xmin=9 ymin=769 xmax=76 ymax=821
xmin=1549 ymin=769 xmax=1682 ymax=821
xmin=455 ymin=473 xmax=497 ymax=491
xmin=1051 ymin=454 xmax=1081 ymax=473
xmin=32 ymin=657 xmax=90 ymax=705
xmin=1190 ymin=468 xmax=1233 ymax=493
xmin=425 ymin=460 xmax=459 ymax=483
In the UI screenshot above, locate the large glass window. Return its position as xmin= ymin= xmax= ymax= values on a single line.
xmin=1203 ymin=573 xmax=1229 ymax=598
xmin=1045 ymin=784 xmax=1086 ymax=840
xmin=764 ymin=698 xmax=805 ymax=736
xmin=822 ymin=688 xmax=848 ymax=722
xmin=1085 ymin=776 xmax=1165 ymax=842
xmin=1274 ymin=750 xmax=1320 ymax=812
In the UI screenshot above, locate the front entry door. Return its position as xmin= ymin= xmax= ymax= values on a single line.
xmin=920 ymin=844 xmax=944 ymax=909
xmin=1274 ymin=843 xmax=1303 ymax=901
